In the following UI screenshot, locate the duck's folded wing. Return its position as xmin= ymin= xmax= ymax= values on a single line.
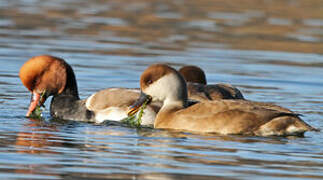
xmin=206 ymin=83 xmax=244 ymax=100
xmin=168 ymin=100 xmax=309 ymax=135
xmin=85 ymin=88 xmax=140 ymax=111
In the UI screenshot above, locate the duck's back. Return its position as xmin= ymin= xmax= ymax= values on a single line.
xmin=208 ymin=83 xmax=244 ymax=100
xmin=155 ymin=100 xmax=315 ymax=136
xmin=85 ymin=88 xmax=160 ymax=125
xmin=86 ymin=88 xmax=140 ymax=111
xmin=187 ymin=83 xmax=244 ymax=101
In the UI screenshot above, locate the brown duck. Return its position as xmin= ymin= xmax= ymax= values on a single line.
xmin=129 ymin=64 xmax=318 ymax=136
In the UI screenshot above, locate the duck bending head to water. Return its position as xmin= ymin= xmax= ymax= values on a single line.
xmin=129 ymin=64 xmax=318 ymax=136
xmin=19 ymin=55 xmax=157 ymax=125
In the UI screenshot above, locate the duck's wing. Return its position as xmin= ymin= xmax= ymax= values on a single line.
xmin=186 ymin=83 xmax=211 ymax=101
xmin=242 ymin=100 xmax=294 ymax=113
xmin=206 ymin=83 xmax=244 ymax=100
xmin=187 ymin=82 xmax=245 ymax=101
xmin=85 ymin=88 xmax=161 ymax=124
xmin=158 ymin=100 xmax=315 ymax=136
xmin=85 ymin=88 xmax=140 ymax=111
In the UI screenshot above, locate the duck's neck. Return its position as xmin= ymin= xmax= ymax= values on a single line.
xmin=51 ymin=65 xmax=80 ymax=108
xmin=163 ymin=98 xmax=187 ymax=109
xmin=156 ymin=86 xmax=189 ymax=117
xmin=60 ymin=63 xmax=80 ymax=99
xmin=154 ymin=98 xmax=186 ymax=127
xmin=50 ymin=68 xmax=94 ymax=121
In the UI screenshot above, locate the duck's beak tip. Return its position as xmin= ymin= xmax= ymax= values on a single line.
xmin=26 ymin=92 xmax=41 ymax=118
xmin=26 ymin=112 xmax=31 ymax=117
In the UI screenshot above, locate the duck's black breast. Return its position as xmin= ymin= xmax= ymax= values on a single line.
xmin=50 ymin=94 xmax=95 ymax=122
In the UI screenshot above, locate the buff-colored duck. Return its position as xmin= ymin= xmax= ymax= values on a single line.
xmin=19 ymin=55 xmax=158 ymax=125
xmin=179 ymin=65 xmax=244 ymax=101
xmin=129 ymin=64 xmax=318 ymax=136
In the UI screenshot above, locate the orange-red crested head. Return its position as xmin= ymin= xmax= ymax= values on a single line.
xmin=19 ymin=55 xmax=68 ymax=94
xmin=19 ymin=55 xmax=69 ymax=116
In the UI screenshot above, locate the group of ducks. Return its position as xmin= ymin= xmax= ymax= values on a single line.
xmin=19 ymin=55 xmax=318 ymax=136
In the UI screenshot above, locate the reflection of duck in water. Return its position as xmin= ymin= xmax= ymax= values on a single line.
xmin=179 ymin=65 xmax=244 ymax=101
xmin=129 ymin=64 xmax=318 ymax=136
xmin=15 ymin=118 xmax=60 ymax=154
xmin=19 ymin=55 xmax=157 ymax=125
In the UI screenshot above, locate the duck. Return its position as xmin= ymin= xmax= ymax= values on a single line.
xmin=179 ymin=65 xmax=294 ymax=113
xmin=128 ymin=64 xmax=318 ymax=136
xmin=19 ymin=55 xmax=158 ymax=125
xmin=179 ymin=65 xmax=244 ymax=101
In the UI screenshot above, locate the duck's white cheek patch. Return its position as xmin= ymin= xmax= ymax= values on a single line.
xmin=144 ymin=73 xmax=180 ymax=102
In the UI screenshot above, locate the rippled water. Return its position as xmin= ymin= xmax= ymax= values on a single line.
xmin=0 ymin=0 xmax=323 ymax=179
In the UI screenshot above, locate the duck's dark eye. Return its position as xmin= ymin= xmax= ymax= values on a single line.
xmin=147 ymin=80 xmax=152 ymax=85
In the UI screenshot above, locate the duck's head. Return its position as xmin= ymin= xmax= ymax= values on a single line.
xmin=179 ymin=65 xmax=207 ymax=85
xmin=128 ymin=64 xmax=188 ymax=116
xmin=19 ymin=55 xmax=74 ymax=117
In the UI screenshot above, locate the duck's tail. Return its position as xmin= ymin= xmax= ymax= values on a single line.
xmin=255 ymin=115 xmax=319 ymax=137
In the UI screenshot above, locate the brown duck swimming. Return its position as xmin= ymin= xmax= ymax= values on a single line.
xmin=129 ymin=64 xmax=318 ymax=136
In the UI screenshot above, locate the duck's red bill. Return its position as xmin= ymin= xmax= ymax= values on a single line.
xmin=26 ymin=92 xmax=46 ymax=117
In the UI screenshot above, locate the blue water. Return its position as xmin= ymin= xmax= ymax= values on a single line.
xmin=0 ymin=0 xmax=322 ymax=179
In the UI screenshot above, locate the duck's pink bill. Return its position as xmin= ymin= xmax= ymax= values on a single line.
xmin=26 ymin=92 xmax=40 ymax=117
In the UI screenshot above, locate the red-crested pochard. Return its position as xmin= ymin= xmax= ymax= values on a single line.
xmin=179 ymin=65 xmax=244 ymax=101
xmin=129 ymin=64 xmax=318 ymax=136
xmin=19 ymin=55 xmax=158 ymax=125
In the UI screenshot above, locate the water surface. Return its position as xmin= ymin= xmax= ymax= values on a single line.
xmin=0 ymin=0 xmax=322 ymax=179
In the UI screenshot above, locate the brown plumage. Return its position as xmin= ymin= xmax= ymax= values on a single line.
xmin=179 ymin=65 xmax=291 ymax=113
xmin=179 ymin=65 xmax=207 ymax=85
xmin=179 ymin=65 xmax=244 ymax=101
xmin=131 ymin=64 xmax=318 ymax=136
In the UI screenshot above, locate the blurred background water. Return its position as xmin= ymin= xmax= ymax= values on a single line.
xmin=0 ymin=0 xmax=322 ymax=179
